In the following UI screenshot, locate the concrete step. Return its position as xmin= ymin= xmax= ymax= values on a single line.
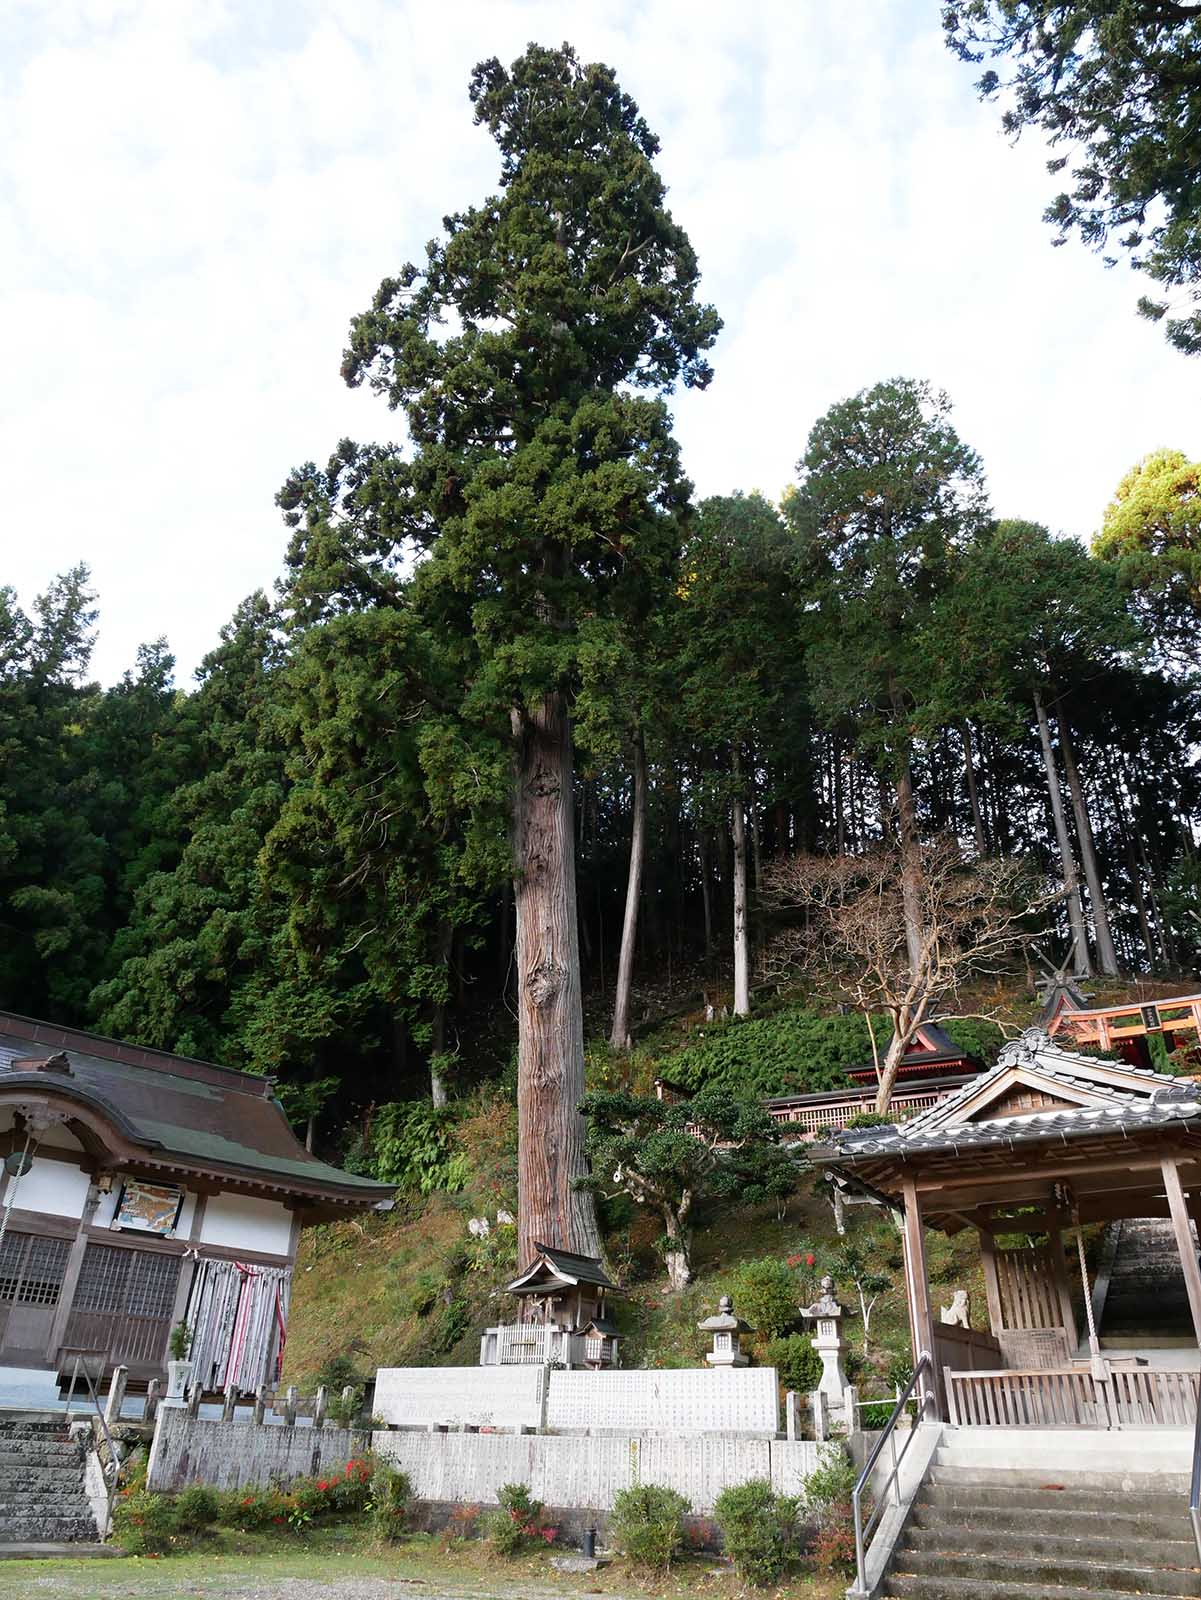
xmin=922 ymin=1470 xmax=1188 ymax=1503
xmin=885 ymin=1576 xmax=1199 ymax=1600
xmin=891 ymin=1549 xmax=1201 ymax=1597
xmin=0 ymin=1518 xmax=101 ymax=1543
xmin=0 ymin=1544 xmax=116 ymax=1561
xmin=911 ymin=1496 xmax=1189 ymax=1541
xmin=900 ymin=1522 xmax=1195 ymax=1566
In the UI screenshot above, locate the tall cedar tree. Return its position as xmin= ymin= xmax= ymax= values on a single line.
xmin=929 ymin=520 xmax=1139 ymax=974
xmin=944 ymin=2 xmax=1201 ymax=352
xmin=1094 ymin=448 xmax=1201 ymax=670
xmin=674 ymin=492 xmax=801 ymax=1014
xmin=336 ymin=44 xmax=719 ymax=1262
xmin=787 ymin=379 xmax=990 ymax=978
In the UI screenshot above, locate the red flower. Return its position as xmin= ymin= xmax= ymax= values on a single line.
xmin=317 ymin=1481 xmax=329 ymax=1492
xmin=272 ymin=1515 xmax=284 ymax=1524
xmin=786 ymin=1254 xmax=802 ymax=1268
xmin=806 ymin=1253 xmax=816 ymax=1267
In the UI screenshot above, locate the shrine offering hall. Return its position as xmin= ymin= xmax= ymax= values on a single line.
xmin=0 ymin=1012 xmax=392 ymax=1401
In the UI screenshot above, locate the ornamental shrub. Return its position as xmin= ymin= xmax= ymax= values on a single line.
xmin=220 ymin=1486 xmax=290 ymax=1530
xmin=666 ymin=1008 xmax=888 ymax=1098
xmin=803 ymin=1446 xmax=857 ymax=1509
xmin=762 ymin=1333 xmax=823 ymax=1395
xmin=609 ymin=1483 xmax=690 ymax=1570
xmin=111 ymin=1488 xmax=185 ymax=1555
xmin=370 ymin=1464 xmax=413 ymax=1542
xmin=482 ymin=1482 xmax=553 ymax=1556
xmin=174 ymin=1484 xmax=219 ymax=1531
xmin=732 ymin=1257 xmax=800 ymax=1340
xmin=712 ymin=1479 xmax=801 ymax=1587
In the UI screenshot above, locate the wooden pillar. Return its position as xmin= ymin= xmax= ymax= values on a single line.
xmin=978 ymin=1228 xmax=1004 ymax=1339
xmin=1162 ymin=1157 xmax=1201 ymax=1348
xmin=902 ymin=1179 xmax=938 ymax=1416
xmin=1043 ymin=1213 xmax=1077 ymax=1346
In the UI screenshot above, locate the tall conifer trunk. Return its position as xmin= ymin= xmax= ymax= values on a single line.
xmin=511 ymin=692 xmax=600 ymax=1266
xmin=1058 ymin=713 xmax=1120 ymax=976
xmin=732 ymin=780 xmax=750 ymax=1016
xmin=961 ymin=720 xmax=988 ymax=854
xmin=1033 ymin=687 xmax=1092 ymax=976
xmin=609 ymin=733 xmax=648 ymax=1050
xmin=894 ymin=763 xmax=924 ymax=979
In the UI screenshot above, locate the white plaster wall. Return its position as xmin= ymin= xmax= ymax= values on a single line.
xmin=8 ymin=1155 xmax=91 ymax=1219
xmin=200 ymin=1192 xmax=293 ymax=1256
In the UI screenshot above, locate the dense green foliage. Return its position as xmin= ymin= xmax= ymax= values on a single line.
xmin=712 ymin=1479 xmax=802 ymax=1586
xmin=944 ymin=2 xmax=1201 ymax=353
xmin=0 ymin=41 xmax=1197 ymax=1176
xmin=610 ymin=1483 xmax=691 ymax=1570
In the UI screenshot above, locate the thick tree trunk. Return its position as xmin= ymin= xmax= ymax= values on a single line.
xmin=1033 ymin=688 xmax=1092 ymax=978
xmin=512 ymin=693 xmax=600 ymax=1267
xmin=875 ymin=1018 xmax=918 ymax=1115
xmin=732 ymin=790 xmax=750 ymax=1016
xmin=662 ymin=1203 xmax=691 ymax=1290
xmin=961 ymin=721 xmax=988 ymax=855
xmin=1058 ymin=714 xmax=1120 ymax=977
xmin=894 ymin=763 xmax=924 ymax=980
xmin=610 ymin=733 xmax=648 ymax=1051
xmin=429 ymin=918 xmax=453 ymax=1108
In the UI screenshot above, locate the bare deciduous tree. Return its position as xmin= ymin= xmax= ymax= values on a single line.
xmin=760 ymin=837 xmax=1048 ymax=1113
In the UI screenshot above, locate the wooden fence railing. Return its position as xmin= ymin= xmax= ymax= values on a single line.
xmin=945 ymin=1365 xmax=1200 ymax=1428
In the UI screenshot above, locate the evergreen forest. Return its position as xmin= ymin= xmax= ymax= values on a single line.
xmin=2 ymin=34 xmax=1200 ymax=1211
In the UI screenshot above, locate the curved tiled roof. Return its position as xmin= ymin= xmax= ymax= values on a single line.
xmin=0 ymin=1011 xmax=393 ymax=1207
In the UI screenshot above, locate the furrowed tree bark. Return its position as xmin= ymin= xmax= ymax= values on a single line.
xmin=1058 ymin=712 xmax=1120 ymax=977
xmin=1033 ymin=687 xmax=1092 ymax=977
xmin=609 ymin=731 xmax=648 ymax=1051
xmin=732 ymin=775 xmax=750 ymax=1017
xmin=512 ymin=692 xmax=600 ymax=1267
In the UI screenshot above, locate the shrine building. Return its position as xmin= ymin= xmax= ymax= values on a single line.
xmin=0 ymin=1011 xmax=393 ymax=1403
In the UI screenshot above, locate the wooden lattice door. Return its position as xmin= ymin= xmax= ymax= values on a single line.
xmin=0 ymin=1231 xmax=71 ymax=1366
xmin=63 ymin=1243 xmax=181 ymax=1373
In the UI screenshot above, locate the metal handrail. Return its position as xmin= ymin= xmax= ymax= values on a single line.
xmin=852 ymin=1350 xmax=934 ymax=1596
xmin=1190 ymin=1373 xmax=1201 ymax=1566
xmin=67 ymin=1353 xmax=120 ymax=1489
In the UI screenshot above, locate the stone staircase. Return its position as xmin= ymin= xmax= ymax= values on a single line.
xmin=0 ymin=1417 xmax=101 ymax=1548
xmin=1098 ymin=1218 xmax=1197 ymax=1346
xmin=883 ymin=1428 xmax=1199 ymax=1599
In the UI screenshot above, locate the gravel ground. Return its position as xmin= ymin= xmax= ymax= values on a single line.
xmin=3 ymin=1570 xmax=623 ymax=1600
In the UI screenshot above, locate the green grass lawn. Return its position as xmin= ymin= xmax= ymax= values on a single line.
xmin=0 ymin=1527 xmax=846 ymax=1600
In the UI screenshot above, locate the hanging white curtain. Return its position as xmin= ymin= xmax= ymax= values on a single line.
xmin=187 ymin=1258 xmax=292 ymax=1393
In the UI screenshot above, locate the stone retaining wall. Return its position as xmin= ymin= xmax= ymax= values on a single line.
xmin=147 ymin=1407 xmax=825 ymax=1516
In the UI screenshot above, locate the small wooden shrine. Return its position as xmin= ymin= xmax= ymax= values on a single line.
xmin=811 ymin=1029 xmax=1201 ymax=1427
xmin=479 ymin=1243 xmax=622 ymax=1369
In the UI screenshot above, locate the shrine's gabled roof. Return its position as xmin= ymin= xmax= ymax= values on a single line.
xmin=815 ymin=1028 xmax=1201 ymax=1164
xmin=505 ymin=1243 xmax=619 ymax=1295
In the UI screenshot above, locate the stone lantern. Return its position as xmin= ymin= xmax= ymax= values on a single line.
xmin=697 ymin=1295 xmax=751 ymax=1367
xmin=799 ymin=1274 xmax=851 ymax=1405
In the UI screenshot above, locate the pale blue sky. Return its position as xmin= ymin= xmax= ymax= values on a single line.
xmin=3 ymin=1 xmax=1196 ymax=684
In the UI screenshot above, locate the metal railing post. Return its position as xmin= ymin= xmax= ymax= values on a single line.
xmin=1189 ymin=1376 xmax=1201 ymax=1566
xmin=852 ymin=1350 xmax=932 ymax=1596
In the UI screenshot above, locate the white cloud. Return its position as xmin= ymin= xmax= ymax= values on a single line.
xmin=2 ymin=0 xmax=1196 ymax=682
